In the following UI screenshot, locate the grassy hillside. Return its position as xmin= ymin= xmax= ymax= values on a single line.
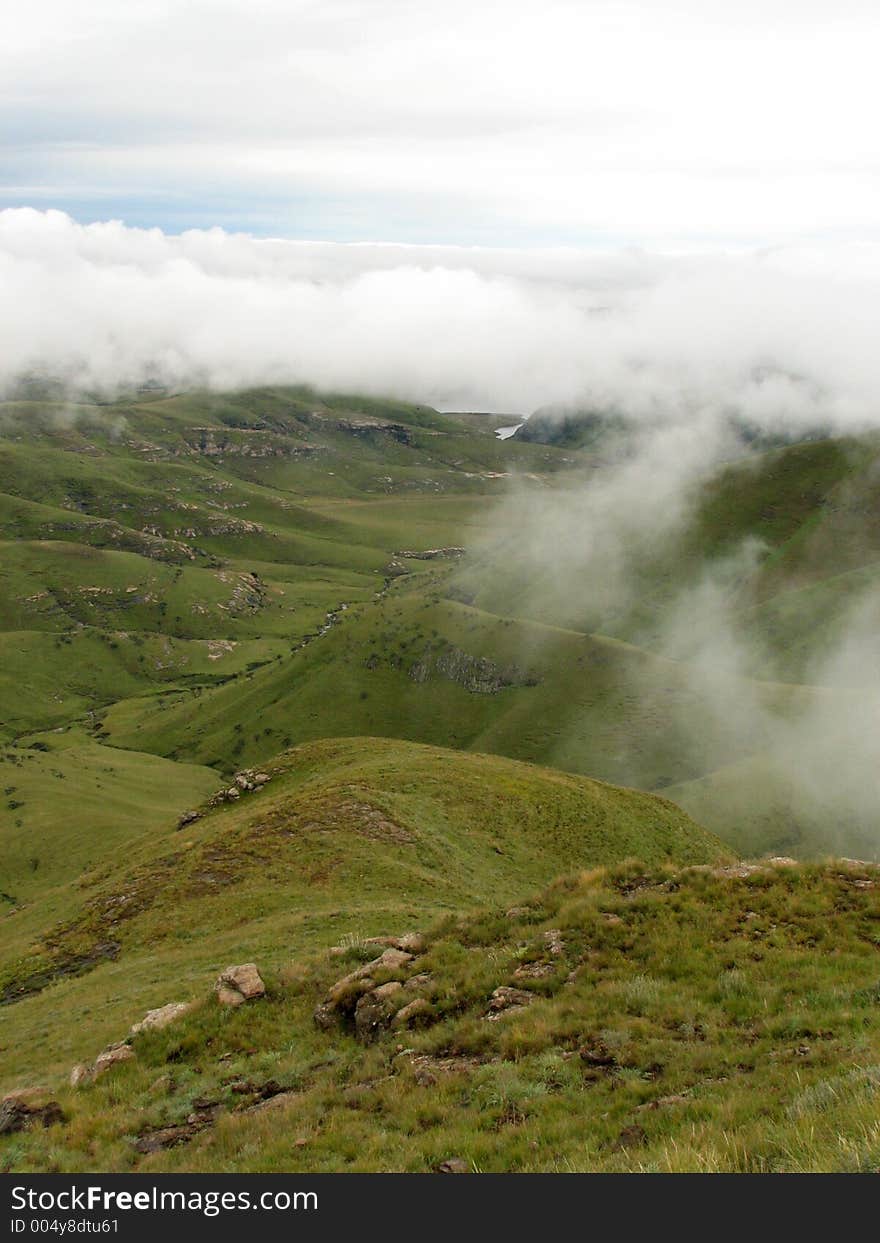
xmin=96 ymin=582 xmax=821 ymax=797
xmin=0 ymin=737 xmax=726 ymax=1094
xmin=4 ymin=387 xmax=880 ymax=866
xmin=3 ymin=855 xmax=879 ymax=1173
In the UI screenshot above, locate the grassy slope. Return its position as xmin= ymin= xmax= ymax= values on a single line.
xmin=6 ymin=392 xmax=880 ymax=860
xmin=0 ymin=737 xmax=727 ymax=1094
xmin=3 ymin=856 xmax=879 ymax=1173
xmin=97 ymin=577 xmax=825 ymax=797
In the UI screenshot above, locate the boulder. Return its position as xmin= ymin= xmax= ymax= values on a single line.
xmin=393 ymin=997 xmax=433 ymax=1029
xmin=130 ymin=1002 xmax=191 ymax=1036
xmin=325 ymin=948 xmax=412 ymax=1005
xmin=484 ymin=986 xmax=533 ymax=1020
xmin=215 ymin=963 xmax=266 ymax=1007
xmin=354 ymin=981 xmax=403 ymax=1042
xmin=93 ymin=1042 xmax=136 ymax=1079
xmin=436 ymin=1158 xmax=471 ymax=1174
xmin=177 ymin=810 xmax=200 ymax=829
xmin=0 ymin=1091 xmax=64 ymax=1135
xmin=253 ymin=773 xmax=271 ymax=786
xmin=69 ymin=1063 xmax=93 ymax=1088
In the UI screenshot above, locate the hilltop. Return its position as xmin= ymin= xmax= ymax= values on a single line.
xmin=3 ymin=855 xmax=879 ymax=1173
xmin=0 ymin=737 xmax=726 ymax=1093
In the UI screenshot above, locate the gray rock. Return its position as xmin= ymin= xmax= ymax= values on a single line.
xmin=130 ymin=1002 xmax=191 ymax=1036
xmin=215 ymin=963 xmax=266 ymax=1006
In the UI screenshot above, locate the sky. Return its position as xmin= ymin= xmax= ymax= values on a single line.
xmin=2 ymin=1 xmax=880 ymax=414
xmin=3 ymin=0 xmax=879 ymax=246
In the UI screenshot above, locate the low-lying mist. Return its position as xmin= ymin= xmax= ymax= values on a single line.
xmin=4 ymin=207 xmax=880 ymax=857
xmin=4 ymin=208 xmax=880 ymax=433
xmin=471 ymin=418 xmax=880 ymax=860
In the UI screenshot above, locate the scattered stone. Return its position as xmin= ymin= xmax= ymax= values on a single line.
xmin=578 ymin=1038 xmax=617 ymax=1070
xmin=484 ymin=986 xmax=533 ymax=1020
xmin=215 ymin=963 xmax=266 ymax=1007
xmin=613 ymin=1124 xmax=648 ymax=1151
xmin=505 ymin=906 xmax=530 ymax=920
xmin=130 ymin=1002 xmax=191 ymax=1036
xmin=0 ymin=1091 xmax=64 ymax=1135
xmin=147 ymin=1074 xmax=174 ymax=1097
xmin=543 ymin=929 xmax=565 ymax=957
xmin=133 ymin=1123 xmax=201 ymax=1154
xmin=93 ymin=1042 xmax=136 ymax=1079
xmin=436 ymin=1157 xmax=471 ymax=1173
xmin=403 ymin=1054 xmax=484 ymax=1086
xmin=513 ymin=961 xmax=555 ymax=981
xmin=177 ymin=810 xmax=200 ymax=829
xmin=253 ymin=773 xmax=271 ymax=786
xmin=364 ymin=932 xmax=426 ymax=954
xmin=242 ymin=1091 xmax=300 ymax=1116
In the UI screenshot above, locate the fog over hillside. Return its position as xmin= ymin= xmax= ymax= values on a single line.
xmin=4 ymin=207 xmax=880 ymax=853
xmin=4 ymin=208 xmax=880 ymax=430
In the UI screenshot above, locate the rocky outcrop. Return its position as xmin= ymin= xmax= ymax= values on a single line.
xmin=395 ymin=547 xmax=465 ymax=560
xmin=215 ymin=963 xmax=266 ymax=1007
xmin=354 ymin=981 xmax=404 ymax=1041
xmin=209 ymin=769 xmax=272 ymax=806
xmin=410 ymin=645 xmax=539 ymax=694
xmin=314 ymin=944 xmax=429 ymax=1038
xmin=0 ymin=1091 xmax=64 ymax=1135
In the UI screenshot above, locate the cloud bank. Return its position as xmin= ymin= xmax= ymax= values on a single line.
xmin=3 ymin=208 xmax=880 ymax=426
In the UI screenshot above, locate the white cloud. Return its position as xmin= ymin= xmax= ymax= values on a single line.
xmin=3 ymin=1 xmax=879 ymax=243
xmin=3 ymin=208 xmax=880 ymax=423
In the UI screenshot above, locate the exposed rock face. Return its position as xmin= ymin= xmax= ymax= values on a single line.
xmin=215 ymin=963 xmax=266 ymax=1007
xmin=130 ymin=1002 xmax=192 ymax=1036
xmin=395 ymin=547 xmax=465 ymax=560
xmin=409 ymin=644 xmax=539 ymax=694
xmin=0 ymin=1091 xmax=64 ymax=1135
